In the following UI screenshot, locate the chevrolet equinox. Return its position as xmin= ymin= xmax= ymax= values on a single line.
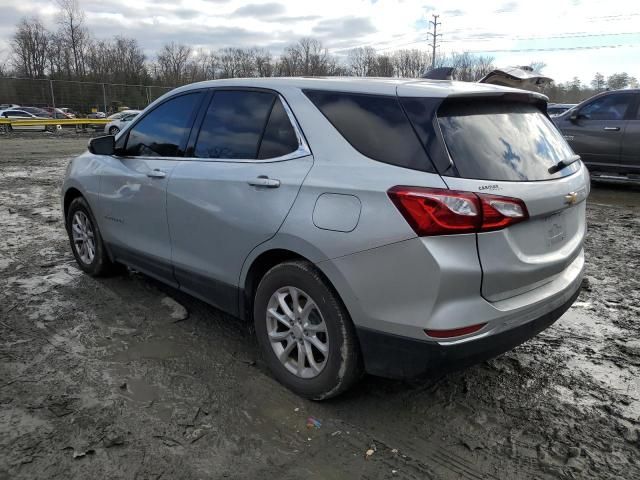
xmin=62 ymin=78 xmax=588 ymax=399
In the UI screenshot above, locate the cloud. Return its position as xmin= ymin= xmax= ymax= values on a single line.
xmin=313 ymin=16 xmax=376 ymax=38
xmin=230 ymin=2 xmax=285 ymax=18
xmin=494 ymin=1 xmax=519 ymax=13
xmin=267 ymin=15 xmax=321 ymax=23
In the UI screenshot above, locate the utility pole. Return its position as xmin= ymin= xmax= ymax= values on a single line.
xmin=427 ymin=14 xmax=442 ymax=69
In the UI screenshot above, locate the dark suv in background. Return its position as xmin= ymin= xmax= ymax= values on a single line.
xmin=554 ymin=89 xmax=640 ymax=181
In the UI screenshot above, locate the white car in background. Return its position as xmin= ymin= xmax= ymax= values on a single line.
xmin=104 ymin=110 xmax=140 ymax=135
xmin=0 ymin=109 xmax=50 ymax=132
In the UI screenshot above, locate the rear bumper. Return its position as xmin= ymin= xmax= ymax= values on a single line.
xmin=356 ymin=285 xmax=580 ymax=379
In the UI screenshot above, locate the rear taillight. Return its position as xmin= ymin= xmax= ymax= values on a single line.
xmin=388 ymin=186 xmax=528 ymax=236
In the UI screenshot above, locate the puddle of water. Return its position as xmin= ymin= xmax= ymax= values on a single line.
xmin=122 ymin=377 xmax=162 ymax=403
xmin=553 ymin=307 xmax=640 ymax=419
xmin=556 ymin=307 xmax=625 ymax=345
xmin=118 ymin=377 xmax=173 ymax=422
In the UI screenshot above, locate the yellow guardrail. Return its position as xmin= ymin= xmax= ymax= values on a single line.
xmin=0 ymin=118 xmax=110 ymax=126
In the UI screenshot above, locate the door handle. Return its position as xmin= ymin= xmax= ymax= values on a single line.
xmin=146 ymin=169 xmax=166 ymax=179
xmin=603 ymin=127 xmax=620 ymax=131
xmin=248 ymin=176 xmax=280 ymax=188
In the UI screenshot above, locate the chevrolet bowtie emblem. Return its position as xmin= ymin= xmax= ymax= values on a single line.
xmin=564 ymin=192 xmax=578 ymax=205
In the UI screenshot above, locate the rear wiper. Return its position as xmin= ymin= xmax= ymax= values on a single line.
xmin=548 ymin=155 xmax=580 ymax=174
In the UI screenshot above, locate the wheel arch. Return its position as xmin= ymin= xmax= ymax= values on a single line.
xmin=239 ymin=241 xmax=355 ymax=326
xmin=63 ymin=187 xmax=85 ymax=227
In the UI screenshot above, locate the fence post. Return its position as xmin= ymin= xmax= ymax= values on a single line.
xmin=49 ymin=80 xmax=56 ymax=110
xmin=102 ymin=83 xmax=107 ymax=113
xmin=146 ymin=87 xmax=151 ymax=106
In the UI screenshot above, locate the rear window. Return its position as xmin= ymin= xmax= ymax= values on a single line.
xmin=303 ymin=90 xmax=435 ymax=173
xmin=437 ymin=101 xmax=579 ymax=181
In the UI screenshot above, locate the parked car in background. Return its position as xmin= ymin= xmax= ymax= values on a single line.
xmin=554 ymin=89 xmax=640 ymax=181
xmin=87 ymin=112 xmax=106 ymax=119
xmin=0 ymin=109 xmax=50 ymax=131
xmin=0 ymin=103 xmax=20 ymax=110
xmin=59 ymin=107 xmax=76 ymax=118
xmin=548 ymin=103 xmax=576 ymax=116
xmin=62 ymin=78 xmax=588 ymax=399
xmin=18 ymin=106 xmax=52 ymax=118
xmin=43 ymin=107 xmax=75 ymax=119
xmin=103 ymin=110 xmax=140 ymax=135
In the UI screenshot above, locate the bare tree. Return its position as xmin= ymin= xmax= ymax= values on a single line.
xmin=277 ymin=38 xmax=333 ymax=76
xmin=392 ymin=49 xmax=431 ymax=78
xmin=46 ymin=32 xmax=72 ymax=78
xmin=347 ymin=47 xmax=378 ymax=76
xmin=11 ymin=17 xmax=50 ymax=78
xmin=0 ymin=48 xmax=10 ymax=77
xmin=254 ymin=49 xmax=274 ymax=77
xmin=374 ymin=54 xmax=394 ymax=77
xmin=529 ymin=61 xmax=547 ymax=73
xmin=157 ymin=42 xmax=192 ymax=85
xmin=56 ymin=0 xmax=89 ymax=77
xmin=85 ymin=36 xmax=147 ymax=84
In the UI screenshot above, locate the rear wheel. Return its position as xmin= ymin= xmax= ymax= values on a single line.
xmin=66 ymin=196 xmax=121 ymax=276
xmin=253 ymin=261 xmax=362 ymax=400
xmin=109 ymin=126 xmax=120 ymax=135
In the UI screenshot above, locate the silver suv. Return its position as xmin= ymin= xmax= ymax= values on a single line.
xmin=62 ymin=78 xmax=588 ymax=399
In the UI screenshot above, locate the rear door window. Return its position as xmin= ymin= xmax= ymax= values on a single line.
xmin=194 ymin=90 xmax=275 ymax=159
xmin=304 ymin=90 xmax=435 ymax=172
xmin=124 ymin=92 xmax=202 ymax=157
xmin=257 ymin=99 xmax=299 ymax=159
xmin=436 ymin=101 xmax=578 ymax=181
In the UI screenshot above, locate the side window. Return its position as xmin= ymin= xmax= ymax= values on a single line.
xmin=258 ymin=98 xmax=299 ymax=159
xmin=304 ymin=90 xmax=435 ymax=172
xmin=580 ymin=94 xmax=633 ymax=121
xmin=194 ymin=90 xmax=275 ymax=159
xmin=124 ymin=92 xmax=202 ymax=157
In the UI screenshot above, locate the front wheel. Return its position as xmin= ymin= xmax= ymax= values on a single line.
xmin=108 ymin=126 xmax=120 ymax=135
xmin=66 ymin=196 xmax=121 ymax=276
xmin=253 ymin=261 xmax=363 ymax=400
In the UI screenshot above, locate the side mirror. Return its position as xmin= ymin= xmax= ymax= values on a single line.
xmin=570 ymin=112 xmax=586 ymax=123
xmin=88 ymin=135 xmax=115 ymax=155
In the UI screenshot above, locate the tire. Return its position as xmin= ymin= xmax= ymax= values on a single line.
xmin=66 ymin=196 xmax=121 ymax=276
xmin=109 ymin=126 xmax=120 ymax=135
xmin=253 ymin=260 xmax=363 ymax=400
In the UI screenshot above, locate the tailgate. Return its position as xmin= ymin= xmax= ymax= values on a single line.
xmin=430 ymin=97 xmax=589 ymax=302
xmin=445 ymin=173 xmax=588 ymax=301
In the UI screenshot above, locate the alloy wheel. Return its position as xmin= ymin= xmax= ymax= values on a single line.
xmin=266 ymin=286 xmax=329 ymax=379
xmin=71 ymin=211 xmax=96 ymax=265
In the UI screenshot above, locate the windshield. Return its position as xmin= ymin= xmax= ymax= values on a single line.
xmin=437 ymin=101 xmax=579 ymax=181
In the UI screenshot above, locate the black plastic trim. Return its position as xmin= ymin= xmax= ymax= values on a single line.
xmin=356 ymin=286 xmax=581 ymax=379
xmin=173 ymin=266 xmax=239 ymax=317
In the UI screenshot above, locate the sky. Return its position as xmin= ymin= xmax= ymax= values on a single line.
xmin=0 ymin=0 xmax=638 ymax=83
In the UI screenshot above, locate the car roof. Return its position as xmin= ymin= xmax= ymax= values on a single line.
xmin=171 ymin=76 xmax=547 ymax=100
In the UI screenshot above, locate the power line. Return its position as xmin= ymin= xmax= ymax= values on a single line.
xmin=463 ymin=43 xmax=639 ymax=54
xmin=445 ymin=30 xmax=640 ymax=43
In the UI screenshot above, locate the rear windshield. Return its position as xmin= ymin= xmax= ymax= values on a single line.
xmin=437 ymin=101 xmax=579 ymax=181
xmin=303 ymin=90 xmax=435 ymax=173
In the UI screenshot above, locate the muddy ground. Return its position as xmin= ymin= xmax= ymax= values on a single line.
xmin=0 ymin=133 xmax=638 ymax=480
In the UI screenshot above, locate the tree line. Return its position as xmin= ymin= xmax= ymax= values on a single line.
xmin=2 ymin=0 xmax=638 ymax=104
